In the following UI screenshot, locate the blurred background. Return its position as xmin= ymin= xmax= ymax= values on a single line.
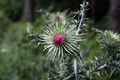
xmin=0 ymin=0 xmax=120 ymax=80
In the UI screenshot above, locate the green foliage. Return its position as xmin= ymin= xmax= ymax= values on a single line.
xmin=0 ymin=11 xmax=11 ymax=29
xmin=0 ymin=11 xmax=11 ymax=42
xmin=0 ymin=21 xmax=56 ymax=80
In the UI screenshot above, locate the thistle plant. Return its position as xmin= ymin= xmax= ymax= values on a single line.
xmin=97 ymin=30 xmax=120 ymax=76
xmin=28 ymin=23 xmax=82 ymax=61
xmin=72 ymin=1 xmax=89 ymax=35
xmin=63 ymin=30 xmax=120 ymax=80
xmin=41 ymin=23 xmax=82 ymax=61
xmin=27 ymin=1 xmax=88 ymax=61
xmin=50 ymin=12 xmax=67 ymax=24
xmin=27 ymin=1 xmax=120 ymax=80
xmin=98 ymin=31 xmax=120 ymax=55
xmin=37 ymin=9 xmax=67 ymax=25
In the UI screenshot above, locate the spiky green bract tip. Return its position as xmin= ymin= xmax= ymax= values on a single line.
xmin=41 ymin=23 xmax=82 ymax=61
xmin=98 ymin=30 xmax=120 ymax=55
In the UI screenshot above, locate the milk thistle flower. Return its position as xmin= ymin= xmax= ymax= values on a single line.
xmin=41 ymin=23 xmax=82 ymax=61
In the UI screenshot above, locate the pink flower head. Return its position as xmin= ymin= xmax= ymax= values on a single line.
xmin=55 ymin=16 xmax=60 ymax=20
xmin=53 ymin=34 xmax=64 ymax=47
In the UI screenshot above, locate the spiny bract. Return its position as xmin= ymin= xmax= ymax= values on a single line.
xmin=98 ymin=30 xmax=120 ymax=55
xmin=41 ymin=23 xmax=82 ymax=61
